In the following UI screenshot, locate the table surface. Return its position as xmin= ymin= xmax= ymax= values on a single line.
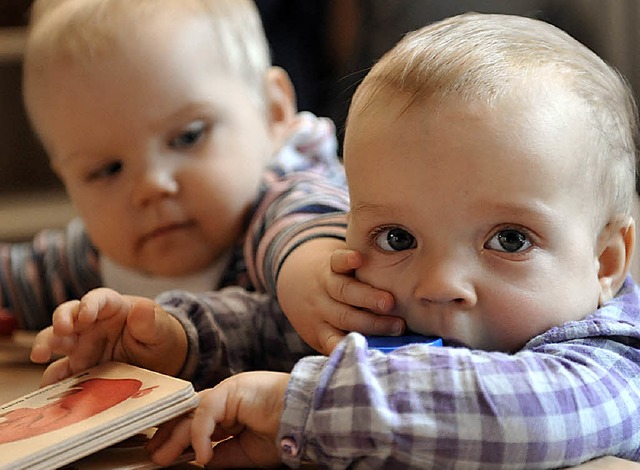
xmin=0 ymin=331 xmax=43 ymax=404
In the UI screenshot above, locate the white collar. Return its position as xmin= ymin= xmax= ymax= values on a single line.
xmin=100 ymin=252 xmax=231 ymax=299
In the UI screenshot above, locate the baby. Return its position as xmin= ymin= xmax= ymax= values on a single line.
xmin=1 ymin=0 xmax=357 ymax=332
xmin=32 ymin=12 xmax=640 ymax=468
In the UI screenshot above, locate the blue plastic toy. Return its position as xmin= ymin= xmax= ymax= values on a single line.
xmin=366 ymin=334 xmax=442 ymax=353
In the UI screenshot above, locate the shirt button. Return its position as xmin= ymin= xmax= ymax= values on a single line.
xmin=280 ymin=436 xmax=299 ymax=457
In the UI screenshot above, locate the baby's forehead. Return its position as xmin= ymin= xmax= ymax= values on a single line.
xmin=24 ymin=6 xmax=268 ymax=113
xmin=352 ymin=79 xmax=593 ymax=142
xmin=27 ymin=7 xmax=202 ymax=65
xmin=346 ymin=86 xmax=599 ymax=195
xmin=25 ymin=1 xmax=267 ymax=85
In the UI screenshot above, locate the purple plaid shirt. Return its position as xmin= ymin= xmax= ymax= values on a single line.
xmin=158 ymin=276 xmax=640 ymax=468
xmin=279 ymin=276 xmax=640 ymax=468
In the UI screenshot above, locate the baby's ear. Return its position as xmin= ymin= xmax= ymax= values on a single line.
xmin=264 ymin=66 xmax=297 ymax=150
xmin=597 ymin=215 xmax=635 ymax=304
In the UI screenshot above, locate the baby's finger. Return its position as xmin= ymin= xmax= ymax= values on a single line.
xmin=319 ymin=324 xmax=348 ymax=355
xmin=206 ymin=434 xmax=281 ymax=468
xmin=30 ymin=326 xmax=55 ymax=363
xmin=330 ymin=249 xmax=363 ymax=274
xmin=146 ymin=416 xmax=180 ymax=454
xmin=321 ymin=328 xmax=347 ymax=356
xmin=39 ymin=356 xmax=74 ymax=386
xmin=329 ymin=306 xmax=405 ymax=338
xmin=149 ymin=416 xmax=193 ymax=467
xmin=50 ymin=300 xmax=81 ymax=335
xmin=125 ymin=298 xmax=166 ymax=344
xmin=121 ymin=301 xmax=187 ymax=375
xmin=327 ymin=275 xmax=395 ymax=314
xmin=78 ymin=287 xmax=130 ymax=324
xmin=30 ymin=327 xmax=77 ymax=363
xmin=190 ymin=403 xmax=217 ymax=465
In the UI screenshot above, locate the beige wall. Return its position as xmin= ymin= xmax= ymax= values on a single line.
xmin=554 ymin=0 xmax=640 ymax=100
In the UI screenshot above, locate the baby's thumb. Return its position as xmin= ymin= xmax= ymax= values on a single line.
xmin=125 ymin=300 xmax=188 ymax=376
xmin=39 ymin=357 xmax=74 ymax=387
xmin=330 ymin=248 xmax=363 ymax=274
xmin=126 ymin=299 xmax=160 ymax=344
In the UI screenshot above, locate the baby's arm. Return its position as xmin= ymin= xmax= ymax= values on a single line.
xmin=275 ymin=332 xmax=640 ymax=468
xmin=245 ymin=174 xmax=403 ymax=354
xmin=0 ymin=219 xmax=100 ymax=332
xmin=277 ymin=239 xmax=403 ymax=354
xmin=243 ymin=113 xmax=403 ymax=353
xmin=149 ymin=334 xmax=640 ymax=469
xmin=30 ymin=287 xmax=187 ymax=386
xmin=155 ymin=287 xmax=313 ymax=390
xmin=148 ymin=371 xmax=289 ymax=468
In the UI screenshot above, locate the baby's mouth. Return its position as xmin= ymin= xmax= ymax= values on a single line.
xmin=138 ymin=221 xmax=196 ymax=246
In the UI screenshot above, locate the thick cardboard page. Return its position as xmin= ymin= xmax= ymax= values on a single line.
xmin=0 ymin=361 xmax=199 ymax=470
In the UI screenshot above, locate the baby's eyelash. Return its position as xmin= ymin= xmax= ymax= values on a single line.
xmin=484 ymin=224 xmax=540 ymax=256
xmin=489 ymin=224 xmax=537 ymax=241
xmin=367 ymin=226 xmax=392 ymax=245
xmin=85 ymin=161 xmax=123 ymax=182
xmin=368 ymin=225 xmax=418 ymax=253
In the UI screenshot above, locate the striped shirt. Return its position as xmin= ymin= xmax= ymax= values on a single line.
xmin=0 ymin=112 xmax=348 ymax=330
xmin=157 ymin=277 xmax=640 ymax=468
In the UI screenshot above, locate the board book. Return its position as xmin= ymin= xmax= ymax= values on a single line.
xmin=0 ymin=361 xmax=199 ymax=470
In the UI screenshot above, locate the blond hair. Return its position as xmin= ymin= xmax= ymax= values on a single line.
xmin=350 ymin=12 xmax=638 ymax=217
xmin=24 ymin=0 xmax=271 ymax=100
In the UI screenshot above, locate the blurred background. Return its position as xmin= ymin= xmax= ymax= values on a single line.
xmin=0 ymin=0 xmax=638 ymax=240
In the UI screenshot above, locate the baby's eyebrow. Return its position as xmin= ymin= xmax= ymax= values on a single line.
xmin=486 ymin=199 xmax=557 ymax=223
xmin=349 ymin=202 xmax=388 ymax=217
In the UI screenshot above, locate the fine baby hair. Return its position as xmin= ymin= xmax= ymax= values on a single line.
xmin=24 ymin=0 xmax=272 ymax=112
xmin=350 ymin=12 xmax=638 ymax=220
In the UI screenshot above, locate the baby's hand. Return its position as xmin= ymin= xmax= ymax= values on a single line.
xmin=30 ymin=287 xmax=187 ymax=386
xmin=148 ymin=371 xmax=289 ymax=468
xmin=277 ymin=238 xmax=403 ymax=355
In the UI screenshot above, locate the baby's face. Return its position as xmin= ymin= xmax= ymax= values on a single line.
xmin=26 ymin=13 xmax=276 ymax=276
xmin=345 ymin=90 xmax=605 ymax=352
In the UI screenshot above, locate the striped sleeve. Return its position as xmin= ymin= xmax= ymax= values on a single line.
xmin=243 ymin=112 xmax=349 ymax=296
xmin=245 ymin=172 xmax=349 ymax=295
xmin=0 ymin=218 xmax=101 ymax=330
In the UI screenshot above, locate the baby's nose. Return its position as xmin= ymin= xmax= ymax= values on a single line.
xmin=413 ymin=253 xmax=477 ymax=307
xmin=132 ymin=166 xmax=179 ymax=207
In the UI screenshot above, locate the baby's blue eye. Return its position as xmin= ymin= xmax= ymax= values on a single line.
xmin=375 ymin=227 xmax=416 ymax=252
xmin=485 ymin=229 xmax=532 ymax=253
xmin=87 ymin=161 xmax=123 ymax=181
xmin=170 ymin=120 xmax=207 ymax=149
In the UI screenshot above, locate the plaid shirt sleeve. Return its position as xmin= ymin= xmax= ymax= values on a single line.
xmin=278 ymin=277 xmax=640 ymax=468
xmin=155 ymin=286 xmax=315 ymax=390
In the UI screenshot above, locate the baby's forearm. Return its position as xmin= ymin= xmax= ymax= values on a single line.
xmin=279 ymin=333 xmax=640 ymax=467
xmin=157 ymin=287 xmax=314 ymax=390
xmin=260 ymin=212 xmax=348 ymax=296
xmin=276 ymin=237 xmax=346 ymax=301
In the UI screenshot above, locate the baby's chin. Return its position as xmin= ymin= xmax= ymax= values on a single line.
xmin=440 ymin=337 xmax=470 ymax=349
xmin=443 ymin=336 xmax=523 ymax=353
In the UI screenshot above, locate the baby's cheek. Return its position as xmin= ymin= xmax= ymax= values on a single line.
xmin=356 ymin=252 xmax=408 ymax=282
xmin=354 ymin=264 xmax=393 ymax=293
xmin=479 ymin=312 xmax=540 ymax=352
